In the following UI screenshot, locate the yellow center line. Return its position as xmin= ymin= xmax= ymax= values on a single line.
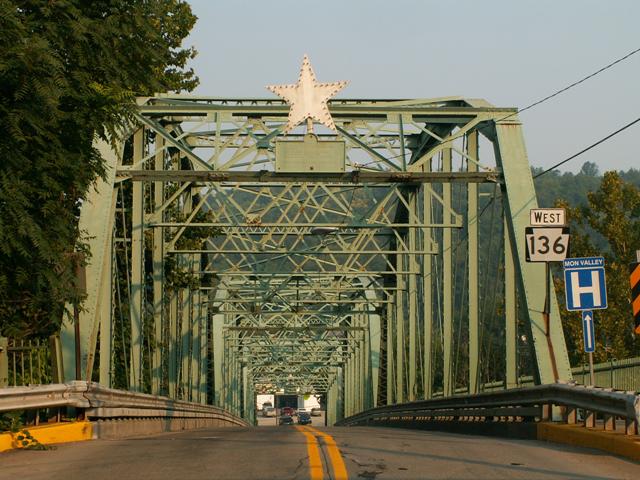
xmin=304 ymin=426 xmax=349 ymax=480
xmin=295 ymin=426 xmax=324 ymax=480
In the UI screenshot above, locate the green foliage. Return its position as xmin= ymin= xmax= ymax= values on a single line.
xmin=0 ymin=411 xmax=54 ymax=450
xmin=554 ymin=171 xmax=640 ymax=365
xmin=0 ymin=0 xmax=198 ymax=338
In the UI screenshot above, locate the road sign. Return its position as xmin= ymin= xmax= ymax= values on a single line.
xmin=582 ymin=310 xmax=595 ymax=352
xmin=525 ymin=227 xmax=570 ymax=262
xmin=630 ymin=260 xmax=640 ymax=335
xmin=563 ymin=257 xmax=607 ymax=311
xmin=529 ymin=208 xmax=566 ymax=226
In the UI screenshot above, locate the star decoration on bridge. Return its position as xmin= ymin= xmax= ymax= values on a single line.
xmin=266 ymin=54 xmax=348 ymax=133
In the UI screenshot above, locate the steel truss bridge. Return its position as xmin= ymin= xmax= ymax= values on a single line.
xmin=60 ymin=95 xmax=572 ymax=425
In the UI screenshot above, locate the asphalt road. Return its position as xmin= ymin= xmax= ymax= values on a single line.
xmin=0 ymin=425 xmax=637 ymax=480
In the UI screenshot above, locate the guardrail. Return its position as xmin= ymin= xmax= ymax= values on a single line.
xmin=0 ymin=381 xmax=249 ymax=427
xmin=337 ymin=382 xmax=640 ymax=436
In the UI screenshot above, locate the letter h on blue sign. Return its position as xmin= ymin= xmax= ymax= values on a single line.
xmin=564 ymin=267 xmax=607 ymax=311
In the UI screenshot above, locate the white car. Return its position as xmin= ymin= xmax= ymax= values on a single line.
xmin=297 ymin=408 xmax=310 ymax=415
xmin=263 ymin=407 xmax=276 ymax=417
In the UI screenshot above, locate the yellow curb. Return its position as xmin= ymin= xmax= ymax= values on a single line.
xmin=537 ymin=423 xmax=640 ymax=462
xmin=0 ymin=421 xmax=93 ymax=452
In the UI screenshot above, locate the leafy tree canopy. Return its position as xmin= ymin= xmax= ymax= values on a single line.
xmin=0 ymin=0 xmax=198 ymax=337
xmin=555 ymin=171 xmax=640 ymax=364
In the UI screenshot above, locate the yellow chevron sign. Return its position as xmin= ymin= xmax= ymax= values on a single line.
xmin=630 ymin=262 xmax=640 ymax=334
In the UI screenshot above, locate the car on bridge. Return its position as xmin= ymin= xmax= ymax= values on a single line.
xmin=263 ymin=407 xmax=276 ymax=417
xmin=281 ymin=406 xmax=295 ymax=417
xmin=297 ymin=412 xmax=312 ymax=425
xmin=310 ymin=407 xmax=322 ymax=417
xmin=278 ymin=415 xmax=294 ymax=426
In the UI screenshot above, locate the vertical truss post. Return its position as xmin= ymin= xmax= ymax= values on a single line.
xmin=408 ymin=191 xmax=418 ymax=401
xmin=347 ymin=351 xmax=354 ymax=417
xmin=98 ymin=213 xmax=114 ymax=387
xmin=129 ymin=129 xmax=145 ymax=391
xmin=199 ymin=289 xmax=208 ymax=402
xmin=62 ymin=140 xmax=118 ymax=383
xmin=327 ymin=369 xmax=342 ymax=425
xmin=442 ymin=148 xmax=454 ymax=396
xmin=386 ymin=298 xmax=395 ymax=404
xmin=212 ymin=303 xmax=224 ymax=406
xmin=232 ymin=355 xmax=240 ymax=415
xmin=190 ymin=277 xmax=201 ymax=401
xmin=327 ymin=379 xmax=335 ymax=426
xmin=422 ymin=161 xmax=433 ymax=399
xmin=505 ymin=217 xmax=517 ymax=388
xmin=168 ymin=292 xmax=178 ymax=398
xmin=180 ymin=285 xmax=191 ymax=399
xmin=242 ymin=365 xmax=250 ymax=420
xmin=395 ymin=280 xmax=405 ymax=403
xmin=364 ymin=285 xmax=380 ymax=407
xmin=493 ymin=119 xmax=571 ymax=384
xmin=467 ymin=131 xmax=480 ymax=394
xmin=337 ymin=366 xmax=344 ymax=422
xmin=151 ymin=138 xmax=164 ymax=395
xmin=358 ymin=323 xmax=365 ymax=411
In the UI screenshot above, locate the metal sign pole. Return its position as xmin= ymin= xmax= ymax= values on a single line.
xmin=582 ymin=310 xmax=596 ymax=385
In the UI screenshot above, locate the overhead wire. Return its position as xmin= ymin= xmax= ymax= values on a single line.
xmin=500 ymin=46 xmax=640 ymax=122
xmin=533 ymin=116 xmax=640 ymax=179
xmin=358 ymin=47 xmax=640 ymax=171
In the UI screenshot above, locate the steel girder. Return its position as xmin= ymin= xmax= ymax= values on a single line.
xmin=64 ymin=96 xmax=571 ymax=423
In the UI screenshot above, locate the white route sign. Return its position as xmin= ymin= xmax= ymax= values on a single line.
xmin=530 ymin=208 xmax=566 ymax=226
xmin=525 ymin=227 xmax=570 ymax=262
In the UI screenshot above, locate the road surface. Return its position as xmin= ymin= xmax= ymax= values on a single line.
xmin=0 ymin=425 xmax=637 ymax=479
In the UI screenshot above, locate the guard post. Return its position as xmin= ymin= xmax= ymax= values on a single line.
xmin=630 ymin=250 xmax=640 ymax=335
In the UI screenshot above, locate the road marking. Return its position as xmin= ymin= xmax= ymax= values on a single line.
xmin=303 ymin=426 xmax=349 ymax=480
xmin=295 ymin=426 xmax=324 ymax=480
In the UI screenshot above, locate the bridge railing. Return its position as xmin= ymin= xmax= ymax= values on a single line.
xmin=0 ymin=336 xmax=64 ymax=388
xmin=0 ymin=381 xmax=249 ymax=428
xmin=337 ymin=382 xmax=640 ymax=436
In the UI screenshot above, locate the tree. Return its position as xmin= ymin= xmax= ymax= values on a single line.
xmin=555 ymin=172 xmax=640 ymax=365
xmin=0 ymin=0 xmax=198 ymax=337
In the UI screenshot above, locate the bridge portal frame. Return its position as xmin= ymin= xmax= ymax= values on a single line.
xmin=61 ymin=96 xmax=571 ymax=420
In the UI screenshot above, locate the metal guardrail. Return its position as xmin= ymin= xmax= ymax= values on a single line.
xmin=0 ymin=382 xmax=249 ymax=427
xmin=337 ymin=381 xmax=640 ymax=436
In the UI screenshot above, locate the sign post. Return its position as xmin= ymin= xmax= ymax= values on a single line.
xmin=563 ymin=256 xmax=608 ymax=386
xmin=582 ymin=310 xmax=595 ymax=385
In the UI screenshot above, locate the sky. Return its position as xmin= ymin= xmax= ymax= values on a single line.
xmin=184 ymin=0 xmax=639 ymax=173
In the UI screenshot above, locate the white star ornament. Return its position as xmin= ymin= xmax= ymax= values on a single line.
xmin=266 ymin=55 xmax=348 ymax=133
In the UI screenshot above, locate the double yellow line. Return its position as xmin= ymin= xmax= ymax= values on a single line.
xmin=296 ymin=425 xmax=348 ymax=480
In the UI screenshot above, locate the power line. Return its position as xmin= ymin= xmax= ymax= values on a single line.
xmin=365 ymin=47 xmax=640 ymax=168
xmin=533 ymin=116 xmax=640 ymax=179
xmin=502 ymin=46 xmax=640 ymax=121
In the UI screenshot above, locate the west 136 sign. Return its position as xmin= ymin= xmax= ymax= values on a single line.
xmin=525 ymin=227 xmax=570 ymax=262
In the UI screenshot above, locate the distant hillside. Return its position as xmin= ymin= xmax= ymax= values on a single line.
xmin=533 ymin=161 xmax=640 ymax=208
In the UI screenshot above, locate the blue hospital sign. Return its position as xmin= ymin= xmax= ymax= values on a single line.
xmin=563 ymin=257 xmax=608 ymax=311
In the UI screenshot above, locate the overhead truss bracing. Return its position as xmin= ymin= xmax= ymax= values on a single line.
xmin=62 ymin=95 xmax=572 ymax=423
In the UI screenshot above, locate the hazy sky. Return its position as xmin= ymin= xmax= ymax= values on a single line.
xmin=185 ymin=0 xmax=639 ymax=173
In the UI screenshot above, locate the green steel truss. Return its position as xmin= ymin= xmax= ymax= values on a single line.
xmin=61 ymin=96 xmax=572 ymax=422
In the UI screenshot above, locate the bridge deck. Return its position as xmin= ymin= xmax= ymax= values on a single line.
xmin=1 ymin=425 xmax=637 ymax=480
